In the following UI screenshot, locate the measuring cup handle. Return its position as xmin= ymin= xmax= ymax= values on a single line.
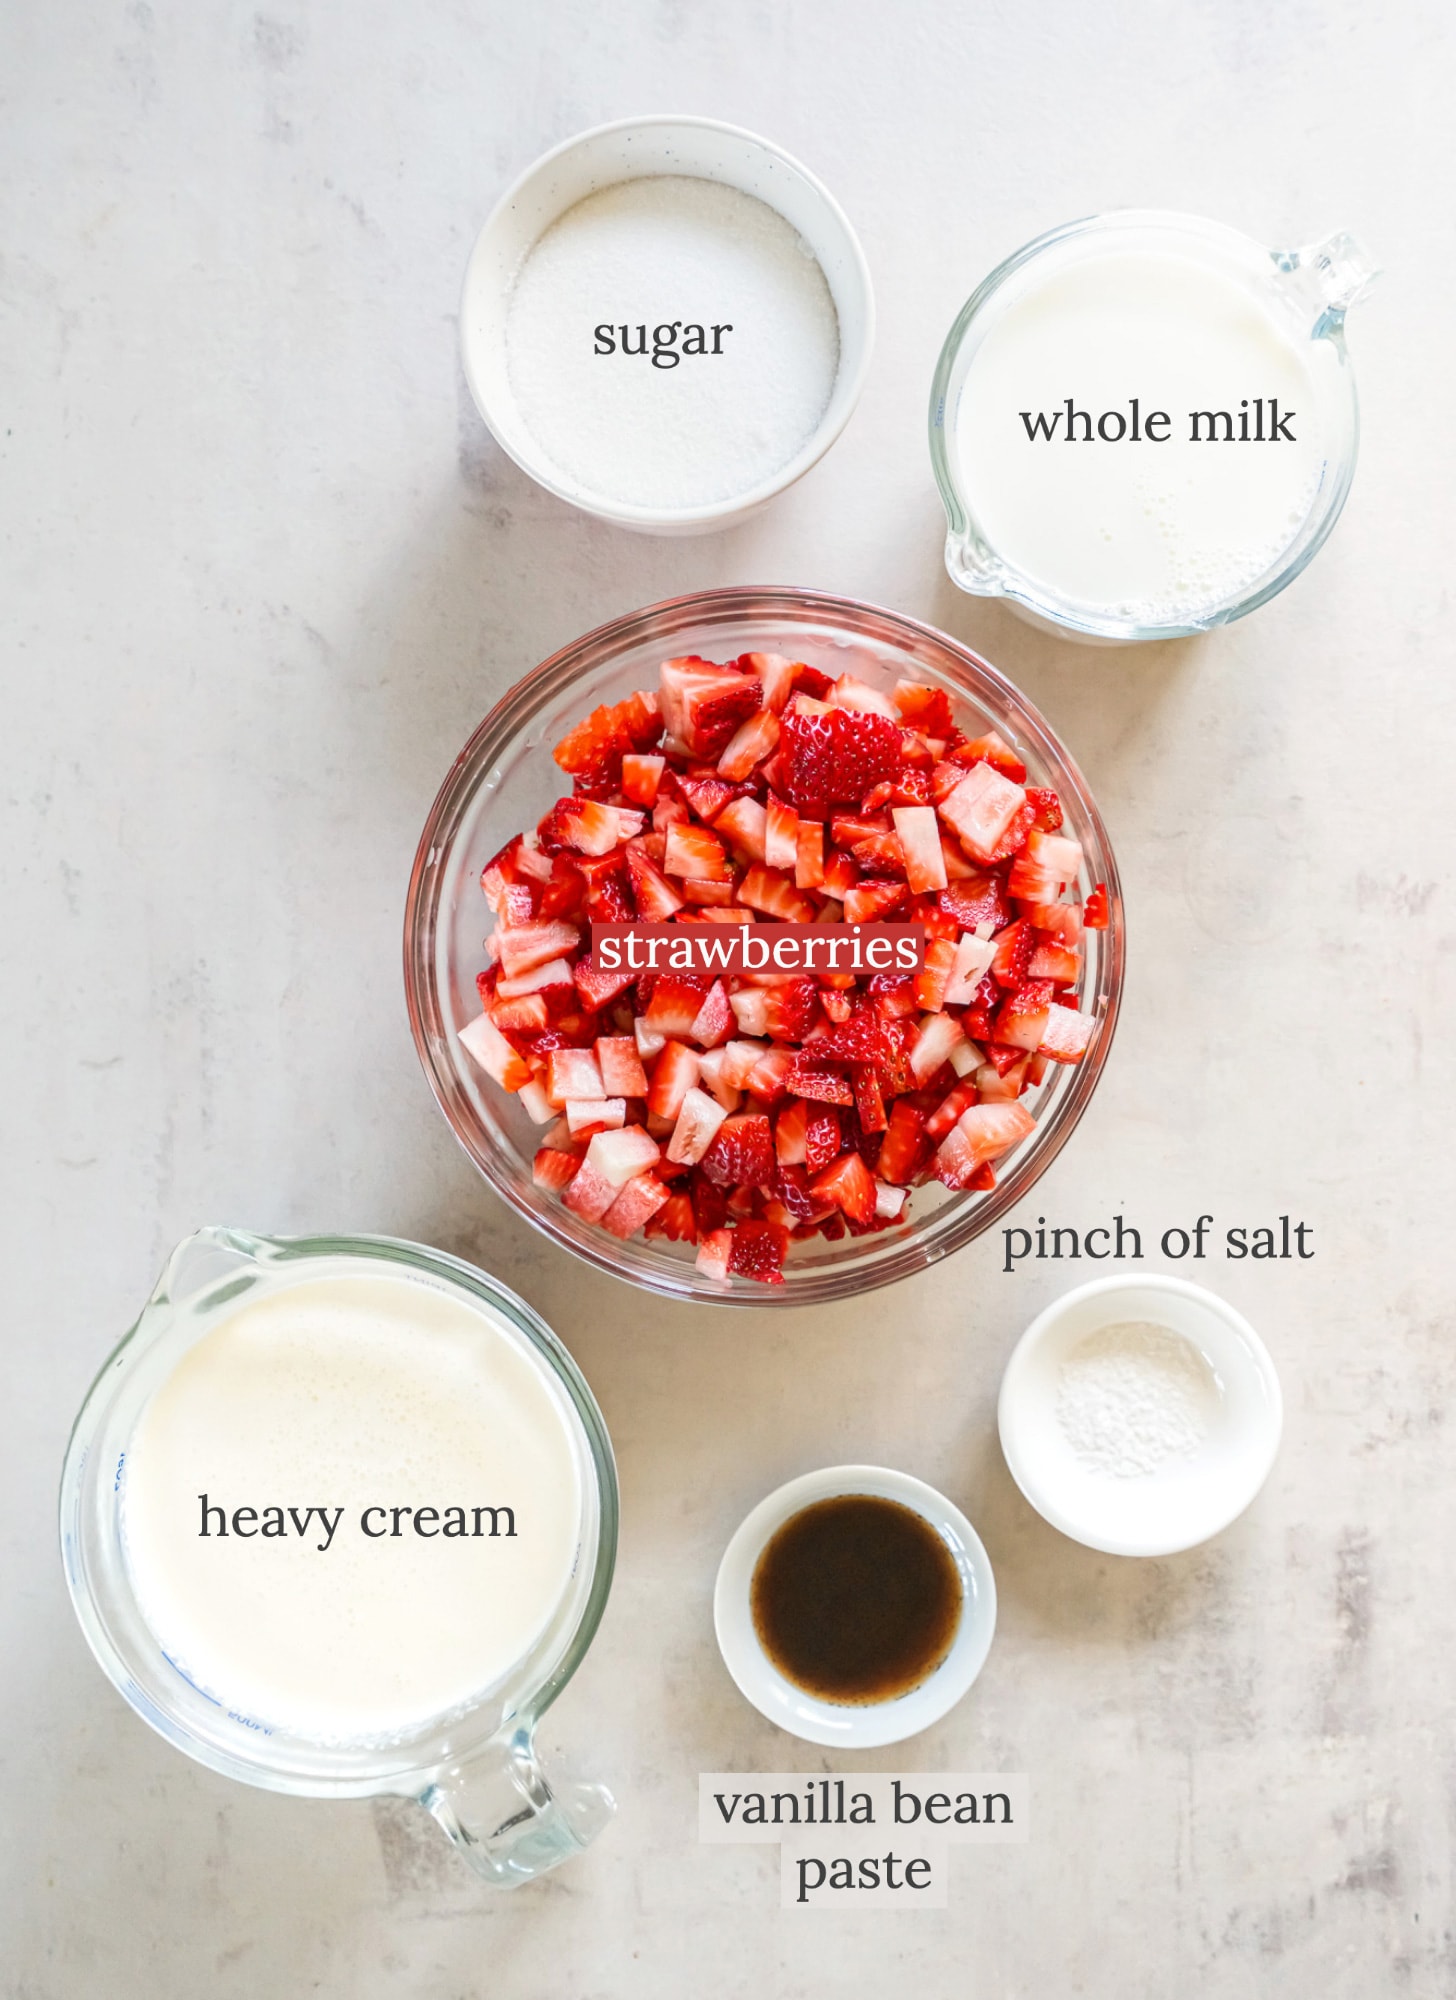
xmin=419 ymin=1726 xmax=615 ymax=1888
xmin=1273 ymin=230 xmax=1380 ymax=336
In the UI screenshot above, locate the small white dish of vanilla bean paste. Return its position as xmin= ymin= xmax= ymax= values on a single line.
xmin=997 ymin=1275 xmax=1282 ymax=1557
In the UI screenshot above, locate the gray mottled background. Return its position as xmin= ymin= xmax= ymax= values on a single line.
xmin=3 ymin=2 xmax=1452 ymax=1994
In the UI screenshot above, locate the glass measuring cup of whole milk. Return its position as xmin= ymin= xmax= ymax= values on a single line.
xmin=60 ymin=1228 xmax=618 ymax=1887
xmin=930 ymin=210 xmax=1378 ymax=642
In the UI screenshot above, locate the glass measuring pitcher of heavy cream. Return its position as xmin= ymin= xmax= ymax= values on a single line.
xmin=930 ymin=210 xmax=1378 ymax=642
xmin=59 ymin=1228 xmax=618 ymax=1888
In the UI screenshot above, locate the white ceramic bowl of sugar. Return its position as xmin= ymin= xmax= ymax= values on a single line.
xmin=460 ymin=115 xmax=875 ymax=535
xmin=997 ymin=1275 xmax=1282 ymax=1557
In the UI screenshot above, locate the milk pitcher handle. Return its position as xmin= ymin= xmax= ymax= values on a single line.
xmin=1272 ymin=229 xmax=1380 ymax=338
xmin=420 ymin=1727 xmax=615 ymax=1888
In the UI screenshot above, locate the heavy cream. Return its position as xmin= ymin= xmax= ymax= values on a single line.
xmin=952 ymin=251 xmax=1324 ymax=625
xmin=120 ymin=1273 xmax=584 ymax=1742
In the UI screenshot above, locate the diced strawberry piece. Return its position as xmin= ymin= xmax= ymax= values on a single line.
xmin=479 ymin=836 xmax=525 ymax=912
xmin=489 ymin=992 xmax=551 ymax=1035
xmin=821 ymin=849 xmax=858 ymax=900
xmin=647 ymin=1040 xmax=701 ymax=1120
xmin=763 ymin=977 xmax=819 ymax=1041
xmin=1083 ymin=883 xmax=1111 ymax=929
xmin=745 ymin=1046 xmax=794 ymax=1103
xmin=874 ymin=1180 xmax=908 ymax=1221
xmin=892 ymin=805 xmax=948 ymax=894
xmin=728 ymin=987 xmax=770 ymax=1037
xmin=645 ymin=1190 xmax=697 ymax=1242
xmin=778 ymin=703 xmax=904 ymax=817
xmin=537 ymin=796 xmax=626 ymax=858
xmin=842 ymin=879 xmax=908 ymax=924
xmin=584 ymin=1125 xmax=661 ymax=1188
xmin=565 ymin=1097 xmax=626 ymax=1138
xmin=938 ymin=763 xmax=1028 ymax=866
xmin=850 ymin=832 xmax=907 ymax=877
xmin=990 ymin=919 xmax=1036 ymax=989
xmin=783 ymin=1060 xmax=855 ymax=1107
xmin=733 ymin=651 xmax=800 ymax=714
xmin=817 ymin=1002 xmax=889 ymax=1064
xmin=718 ymin=708 xmax=781 ymax=782
xmin=546 ymin=1046 xmax=604 ymax=1103
xmin=676 ymin=771 xmax=740 ymax=822
xmin=794 ymin=819 xmax=825 ymax=889
xmin=695 ymin=1227 xmax=733 ymax=1281
xmin=953 ymin=731 xmax=1028 ymax=783
xmin=764 ymin=794 xmax=800 ymax=871
xmin=891 ymin=681 xmax=956 ymax=737
xmin=663 ymin=822 xmax=730 ymax=880
xmin=810 ymin=1150 xmax=878 ymax=1226
xmin=1025 ymin=786 xmax=1064 ymax=832
xmin=1025 ymin=902 xmax=1083 ymax=947
xmin=459 ymin=1011 xmax=531 ymax=1092
xmin=714 ymin=795 xmax=768 ymax=862
xmin=696 ymin=1047 xmax=741 ymax=1112
xmin=531 ymin=1147 xmax=582 ymax=1193
xmin=914 ymin=935 xmax=958 ymax=1013
xmin=773 ymin=1162 xmax=825 ymax=1222
xmin=994 ymin=980 xmax=1055 ymax=1052
xmin=1028 ymin=940 xmax=1080 ymax=984
xmin=644 ymin=974 xmax=709 ymax=1039
xmin=932 ymin=1101 xmax=1037 ymax=1189
xmin=909 ymin=1011 xmax=966 ymax=1082
xmin=727 ymin=1219 xmax=789 ymax=1284
xmin=595 ymin=1036 xmax=649 ymax=1097
xmin=832 ymin=808 xmax=893 ymax=848
xmin=926 ymin=1079 xmax=979 ymax=1140
xmin=600 ymin=1171 xmax=671 ymax=1240
xmin=821 ymin=989 xmax=853 ymax=1023
xmin=621 ymin=752 xmax=666 ymax=806
xmin=689 ymin=979 xmax=735 ymax=1049
xmin=940 ymin=934 xmax=994 ymax=1007
xmin=976 ymin=1056 xmax=1031 ymax=1101
xmin=1039 ymin=1003 xmax=1097 ymax=1064
xmin=573 ymin=953 xmax=635 ymax=1011
xmin=1024 ymin=828 xmax=1083 ymax=883
xmin=853 ymin=1064 xmax=888 ymax=1133
xmin=804 ymin=1106 xmax=842 ymax=1174
xmin=738 ymin=865 xmax=815 ymax=922
xmin=700 ymin=1112 xmax=776 ymax=1188
xmin=659 ymin=657 xmax=763 ymax=759
xmin=940 ymin=875 xmax=1011 ymax=932
xmin=1007 ymin=857 xmax=1061 ymax=904
xmin=625 ymin=845 xmax=685 ymax=918
xmin=677 ymin=878 xmax=736 ymax=906
xmin=562 ymin=1156 xmax=619 ymax=1222
xmin=987 ymin=801 xmax=1037 ymax=863
xmin=493 ymin=919 xmax=580 ymax=981
xmin=494 ymin=955 xmax=576 ymax=1003
xmin=875 ymin=1100 xmax=927 ymax=1184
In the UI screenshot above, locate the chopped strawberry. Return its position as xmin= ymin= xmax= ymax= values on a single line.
xmin=713 ymin=795 xmax=769 ymax=862
xmin=621 ymin=752 xmax=666 ymax=806
xmin=875 ymin=1099 xmax=927 ymax=1184
xmin=659 ymin=657 xmax=763 ymax=759
xmin=546 ymin=1046 xmax=604 ymax=1103
xmin=773 ymin=1162 xmax=823 ymax=1221
xmin=625 ymin=845 xmax=685 ymax=919
xmin=735 ymin=651 xmax=800 ymax=714
xmin=891 ymin=805 xmax=948 ymax=894
xmin=775 ymin=1099 xmax=809 ymax=1165
xmin=778 ymin=703 xmax=904 ymax=817
xmin=459 ymin=1011 xmax=531 ymax=1092
xmin=909 ymin=1011 xmax=965 ymax=1082
xmin=993 ymin=980 xmax=1055 ymax=1052
xmin=701 ymin=1112 xmax=776 ymax=1189
xmin=688 ymin=979 xmax=735 ymax=1049
xmin=645 ymin=1190 xmax=697 ymax=1242
xmin=925 ymin=1079 xmax=979 ymax=1140
xmin=728 ymin=1219 xmax=789 ymax=1284
xmin=794 ymin=819 xmax=825 ymax=889
xmin=821 ymin=849 xmax=858 ymax=900
xmin=494 ymin=919 xmax=581 ymax=981
xmin=763 ymin=976 xmax=820 ymax=1041
xmin=990 ymin=919 xmax=1035 ymax=988
xmin=852 ymin=1064 xmax=888 ymax=1133
xmin=676 ymin=770 xmax=741 ymax=822
xmin=953 ymin=731 xmax=1028 ymax=783
xmin=643 ymin=974 xmax=709 ymax=1039
xmin=987 ymin=801 xmax=1037 ymax=863
xmin=783 ymin=1060 xmax=855 ymax=1107
xmin=810 ymin=1150 xmax=878 ymax=1226
xmin=562 ymin=1155 xmax=619 ymax=1222
xmin=1039 ymin=1003 xmax=1097 ymax=1063
xmin=718 ymin=709 xmax=781 ymax=782
xmin=804 ymin=1106 xmax=841 ymax=1174
xmin=489 ymin=992 xmax=551 ymax=1035
xmin=891 ymin=681 xmax=956 ymax=736
xmin=850 ymin=832 xmax=907 ymax=877
xmin=573 ymin=953 xmax=635 ymax=1012
xmin=1028 ymin=940 xmax=1080 ymax=984
xmin=595 ymin=1035 xmax=649 ymax=1097
xmin=663 ymin=822 xmax=730 ymax=881
xmin=940 ymin=875 xmax=1011 ymax=932
xmin=599 ymin=1171 xmax=671 ymax=1239
xmin=1025 ymin=786 xmax=1064 ymax=832
xmin=914 ymin=936 xmax=958 ymax=1013
xmin=816 ymin=1002 xmax=889 ymax=1065
xmin=764 ymin=794 xmax=800 ymax=871
xmin=738 ymin=865 xmax=815 ymax=922
xmin=646 ymin=1040 xmax=700 ymax=1120
xmin=842 ymin=879 xmax=908 ymax=923
xmin=695 ymin=1227 xmax=734 ymax=1283
xmin=531 ymin=1147 xmax=582 ymax=1193
xmin=1083 ymin=882 xmax=1111 ymax=929
xmin=938 ymin=763 xmax=1028 ymax=866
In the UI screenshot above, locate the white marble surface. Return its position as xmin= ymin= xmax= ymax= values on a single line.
xmin=3 ymin=2 xmax=1452 ymax=1993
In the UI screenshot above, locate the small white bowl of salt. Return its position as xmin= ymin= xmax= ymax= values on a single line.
xmin=460 ymin=115 xmax=874 ymax=533
xmin=997 ymin=1276 xmax=1282 ymax=1557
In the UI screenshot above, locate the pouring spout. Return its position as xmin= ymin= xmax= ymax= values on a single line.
xmin=1273 ymin=230 xmax=1380 ymax=338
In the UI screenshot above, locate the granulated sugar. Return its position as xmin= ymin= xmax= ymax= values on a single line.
xmin=1055 ymin=1320 xmax=1221 ymax=1478
xmin=504 ymin=176 xmax=840 ymax=510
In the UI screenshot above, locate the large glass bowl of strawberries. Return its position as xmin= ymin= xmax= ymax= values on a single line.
xmin=404 ymin=587 xmax=1123 ymax=1304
